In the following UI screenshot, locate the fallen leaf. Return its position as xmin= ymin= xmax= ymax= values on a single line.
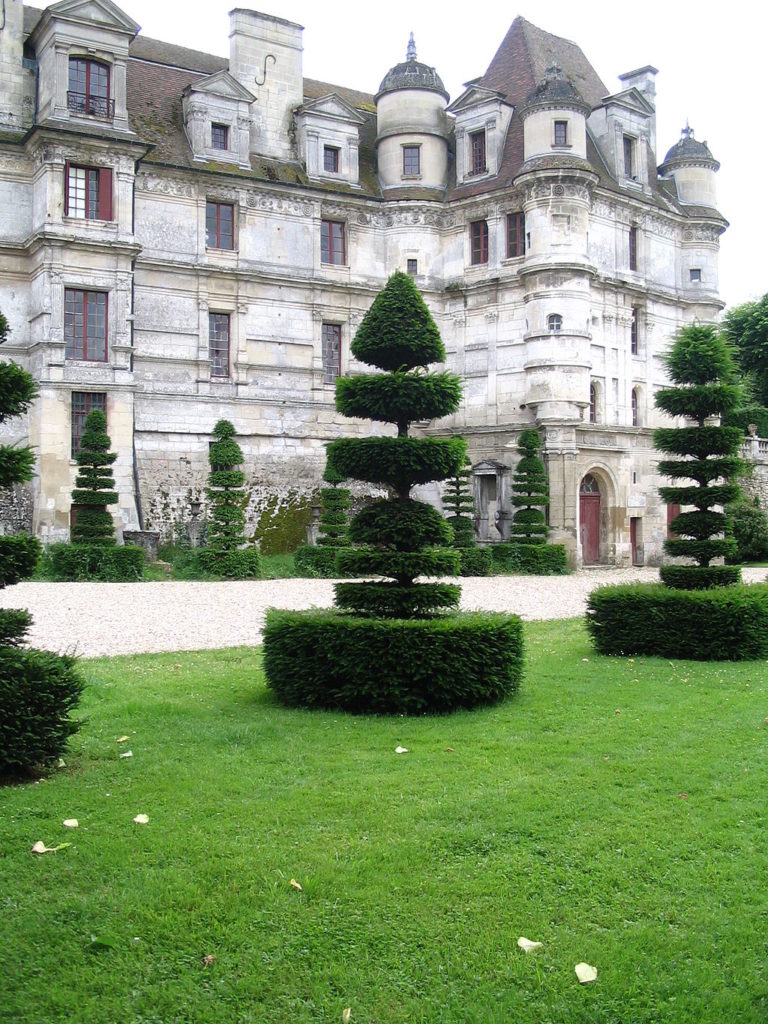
xmin=395 ymin=746 xmax=408 ymax=754
xmin=116 ymin=736 xmax=130 ymax=743
xmin=575 ymin=962 xmax=598 ymax=984
xmin=202 ymin=955 xmax=216 ymax=966
xmin=342 ymin=1009 xmax=351 ymax=1023
xmin=678 ymin=792 xmax=689 ymax=800
xmin=615 ymin=709 xmax=622 ymax=715
xmin=57 ymin=759 xmax=66 ymax=768
xmin=133 ymin=814 xmax=149 ymax=825
xmin=89 ymin=934 xmax=117 ymax=951
xmin=445 ymin=747 xmax=455 ymax=753
xmin=119 ymin=750 xmax=133 ymax=759
xmin=517 ymin=936 xmax=543 ymax=953
xmin=31 ymin=841 xmax=71 ymax=855
xmin=63 ymin=818 xmax=78 ymax=828
xmin=290 ymin=878 xmax=303 ymax=891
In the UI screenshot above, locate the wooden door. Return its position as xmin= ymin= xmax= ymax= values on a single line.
xmin=580 ymin=494 xmax=600 ymax=564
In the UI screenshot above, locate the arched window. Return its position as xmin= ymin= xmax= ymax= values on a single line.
xmin=589 ymin=381 xmax=599 ymax=423
xmin=631 ymin=387 xmax=639 ymax=427
xmin=547 ymin=313 xmax=562 ymax=333
xmin=68 ymin=58 xmax=112 ymax=118
xmin=580 ymin=473 xmax=600 ymax=494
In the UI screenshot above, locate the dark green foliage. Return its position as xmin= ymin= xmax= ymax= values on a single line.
xmin=202 ymin=419 xmax=261 ymax=580
xmin=457 ymin=547 xmax=493 ymax=576
xmin=510 ymin=429 xmax=550 ymax=544
xmin=292 ymin=481 xmax=352 ymax=578
xmin=0 ymin=647 xmax=84 ymax=772
xmin=71 ymin=409 xmax=118 ymax=546
xmin=350 ymin=270 xmax=446 ymax=371
xmin=586 ymin=583 xmax=768 ymax=660
xmin=443 ymin=453 xmax=480 ymax=558
xmin=349 ymin=499 xmax=452 ymax=550
xmin=336 ymin=372 xmax=461 ymax=429
xmin=659 ymin=564 xmax=742 ymax=589
xmin=722 ymin=404 xmax=768 ymax=438
xmin=723 ymin=293 xmax=768 ymax=407
xmin=448 ymin=516 xmax=475 ymax=546
xmin=0 ymin=357 xmax=38 ymax=421
xmin=0 ymin=445 xmax=35 ymax=485
xmin=336 ymin=546 xmax=460 ymax=582
xmin=654 ymin=325 xmax=744 ymax=587
xmin=727 ymin=497 xmax=768 ymax=563
xmin=0 ymin=608 xmax=31 ymax=646
xmin=0 ymin=533 xmax=40 ymax=587
xmin=263 ymin=608 xmax=524 ymax=713
xmin=293 ymin=545 xmax=342 ymax=578
xmin=46 ymin=542 xmax=145 ymax=582
xmin=326 ymin=435 xmax=466 ymax=493
xmin=335 ymin=582 xmax=461 ymax=617
xmin=492 ymin=543 xmax=569 ymax=575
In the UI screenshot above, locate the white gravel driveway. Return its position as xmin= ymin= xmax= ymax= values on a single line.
xmin=2 ymin=568 xmax=765 ymax=659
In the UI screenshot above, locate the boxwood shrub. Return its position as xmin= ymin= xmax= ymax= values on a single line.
xmin=46 ymin=542 xmax=144 ymax=581
xmin=263 ymin=609 xmax=524 ymax=714
xmin=197 ymin=546 xmax=262 ymax=580
xmin=458 ymin=547 xmax=493 ymax=576
xmin=293 ymin=545 xmax=356 ymax=578
xmin=334 ymin=581 xmax=461 ymax=617
xmin=491 ymin=543 xmax=569 ymax=575
xmin=659 ymin=564 xmax=742 ymax=590
xmin=586 ymin=582 xmax=768 ymax=660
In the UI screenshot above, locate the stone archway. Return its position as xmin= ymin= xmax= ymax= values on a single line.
xmin=579 ymin=473 xmax=601 ymax=564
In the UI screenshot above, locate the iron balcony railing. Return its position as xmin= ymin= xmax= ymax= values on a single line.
xmin=67 ymin=91 xmax=114 ymax=119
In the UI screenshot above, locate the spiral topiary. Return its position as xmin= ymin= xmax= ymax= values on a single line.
xmin=510 ymin=429 xmax=549 ymax=544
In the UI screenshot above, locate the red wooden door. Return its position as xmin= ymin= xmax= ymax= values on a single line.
xmin=580 ymin=494 xmax=600 ymax=564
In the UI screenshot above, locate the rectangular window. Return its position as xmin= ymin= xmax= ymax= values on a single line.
xmin=64 ymin=289 xmax=108 ymax=361
xmin=470 ymin=220 xmax=489 ymax=265
xmin=402 ymin=145 xmax=420 ymax=176
xmin=690 ymin=268 xmax=702 ymax=282
xmin=65 ymin=164 xmax=112 ymax=220
xmin=554 ymin=120 xmax=568 ymax=146
xmin=211 ymin=123 xmax=229 ymax=151
xmin=71 ymin=392 xmax=106 ymax=458
xmin=208 ymin=313 xmax=230 ymax=377
xmin=323 ymin=146 xmax=340 ymax=173
xmin=629 ymin=226 xmax=638 ymax=271
xmin=322 ymin=323 xmax=342 ymax=384
xmin=407 ymin=258 xmax=418 ymax=276
xmin=321 ymin=219 xmax=346 ymax=265
xmin=506 ymin=211 xmax=526 ymax=258
xmin=67 ymin=58 xmax=112 ymax=119
xmin=469 ymin=130 xmax=486 ymax=176
xmin=206 ymin=201 xmax=234 ymax=250
xmin=630 ymin=306 xmax=639 ymax=354
xmin=623 ymin=135 xmax=635 ymax=178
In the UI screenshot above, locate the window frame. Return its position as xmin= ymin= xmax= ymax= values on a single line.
xmin=553 ymin=119 xmax=569 ymax=146
xmin=211 ymin=123 xmax=229 ymax=151
xmin=470 ymin=219 xmax=489 ymax=266
xmin=631 ymin=387 xmax=639 ymax=427
xmin=506 ymin=211 xmax=526 ymax=259
xmin=323 ymin=145 xmax=340 ymax=173
xmin=406 ymin=258 xmax=418 ymax=276
xmin=321 ymin=219 xmax=346 ymax=266
xmin=589 ymin=381 xmax=599 ymax=424
xmin=623 ymin=134 xmax=636 ymax=179
xmin=64 ymin=288 xmax=108 ymax=362
xmin=402 ymin=145 xmax=421 ymax=177
xmin=469 ymin=130 xmax=487 ymax=176
xmin=689 ymin=267 xmax=702 ymax=283
xmin=630 ymin=306 xmax=639 ymax=354
xmin=205 ymin=200 xmax=235 ymax=250
xmin=322 ymin=322 xmax=342 ymax=384
xmin=64 ymin=163 xmax=112 ymax=220
xmin=208 ymin=312 xmax=231 ymax=378
xmin=71 ymin=391 xmax=107 ymax=458
xmin=67 ymin=57 xmax=113 ymax=119
xmin=628 ymin=226 xmax=638 ymax=271
xmin=547 ymin=313 xmax=563 ymax=333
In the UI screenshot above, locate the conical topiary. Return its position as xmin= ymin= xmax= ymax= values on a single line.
xmin=71 ymin=409 xmax=118 ymax=545
xmin=654 ymin=324 xmax=743 ymax=589
xmin=443 ymin=452 xmax=493 ymax=576
xmin=294 ymin=463 xmax=352 ymax=578
xmin=510 ymin=428 xmax=549 ymax=544
xmin=198 ymin=419 xmax=261 ymax=579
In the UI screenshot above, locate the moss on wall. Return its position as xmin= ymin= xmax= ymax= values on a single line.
xmin=249 ymin=491 xmax=314 ymax=554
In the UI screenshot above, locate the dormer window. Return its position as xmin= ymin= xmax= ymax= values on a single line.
xmin=323 ymin=146 xmax=340 ymax=173
xmin=553 ymin=120 xmax=568 ymax=146
xmin=623 ymin=135 xmax=636 ymax=178
xmin=68 ymin=58 xmax=112 ymax=119
xmin=469 ymin=130 xmax=487 ymax=176
xmin=211 ymin=123 xmax=229 ymax=151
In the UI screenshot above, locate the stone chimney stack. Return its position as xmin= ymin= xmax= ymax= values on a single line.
xmin=229 ymin=8 xmax=303 ymax=161
xmin=618 ymin=66 xmax=658 ymax=153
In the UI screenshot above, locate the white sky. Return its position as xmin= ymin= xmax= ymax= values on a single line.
xmin=40 ymin=0 xmax=768 ymax=308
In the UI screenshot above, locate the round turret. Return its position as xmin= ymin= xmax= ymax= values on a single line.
xmin=375 ymin=34 xmax=450 ymax=191
xmin=520 ymin=64 xmax=591 ymax=163
xmin=658 ymin=126 xmax=719 ymax=207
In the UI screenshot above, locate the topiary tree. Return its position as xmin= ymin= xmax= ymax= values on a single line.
xmin=263 ymin=272 xmax=524 ymax=712
xmin=198 ymin=419 xmax=261 ymax=579
xmin=71 ymin=409 xmax=118 ymax=545
xmin=510 ymin=428 xmax=549 ymax=544
xmin=654 ymin=324 xmax=744 ymax=589
xmin=0 ymin=309 xmax=84 ymax=773
xmin=294 ymin=463 xmax=352 ymax=578
xmin=443 ymin=452 xmax=492 ymax=576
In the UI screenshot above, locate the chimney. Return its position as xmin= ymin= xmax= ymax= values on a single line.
xmin=618 ymin=65 xmax=658 ymax=154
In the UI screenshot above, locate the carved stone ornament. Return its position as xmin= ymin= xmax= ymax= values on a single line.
xmin=246 ymin=193 xmax=314 ymax=217
xmin=137 ymin=174 xmax=196 ymax=199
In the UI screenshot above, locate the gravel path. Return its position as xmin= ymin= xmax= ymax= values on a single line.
xmin=2 ymin=567 xmax=766 ymax=659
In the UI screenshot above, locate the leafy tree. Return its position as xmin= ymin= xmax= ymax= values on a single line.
xmin=198 ymin=419 xmax=261 ymax=579
xmin=723 ymin=293 xmax=768 ymax=408
xmin=443 ymin=452 xmax=476 ymax=548
xmin=654 ymin=324 xmax=744 ymax=589
xmin=71 ymin=409 xmax=118 ymax=545
xmin=0 ymin=309 xmax=83 ymax=772
xmin=727 ymin=496 xmax=768 ymax=564
xmin=510 ymin=428 xmax=549 ymax=544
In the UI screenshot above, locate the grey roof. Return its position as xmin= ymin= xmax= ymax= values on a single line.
xmin=376 ymin=37 xmax=448 ymax=102
xmin=523 ymin=64 xmax=591 ymax=114
xmin=659 ymin=128 xmax=719 ymax=172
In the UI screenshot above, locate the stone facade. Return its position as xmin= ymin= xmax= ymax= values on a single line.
xmin=0 ymin=0 xmax=750 ymax=564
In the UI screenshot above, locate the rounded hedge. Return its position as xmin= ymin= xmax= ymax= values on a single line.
xmin=349 ymin=499 xmax=453 ymax=550
xmin=335 ymin=372 xmax=461 ymax=426
xmin=658 ymin=564 xmax=742 ymax=590
xmin=491 ymin=543 xmax=569 ymax=575
xmin=334 ymin=581 xmax=461 ymax=617
xmin=326 ymin=436 xmax=466 ymax=491
xmin=46 ymin=542 xmax=145 ymax=582
xmin=457 ymin=547 xmax=493 ymax=576
xmin=197 ymin=546 xmax=262 ymax=580
xmin=586 ymin=582 xmax=768 ymax=660
xmin=336 ymin=546 xmax=460 ymax=582
xmin=294 ymin=545 xmax=353 ymax=578
xmin=263 ymin=608 xmax=524 ymax=713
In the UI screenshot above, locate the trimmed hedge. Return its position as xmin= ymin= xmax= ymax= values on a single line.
xmin=46 ymin=542 xmax=144 ymax=582
xmin=263 ymin=608 xmax=524 ymax=714
xmin=349 ymin=499 xmax=452 ymax=550
xmin=294 ymin=545 xmax=350 ymax=579
xmin=197 ymin=547 xmax=262 ymax=580
xmin=334 ymin=581 xmax=461 ymax=617
xmin=586 ymin=582 xmax=768 ymax=660
xmin=337 ymin=546 xmax=460 ymax=581
xmin=0 ymin=533 xmax=40 ymax=587
xmin=0 ymin=646 xmax=84 ymax=772
xmin=458 ymin=547 xmax=493 ymax=576
xmin=336 ymin=372 xmax=461 ymax=425
xmin=491 ymin=543 xmax=569 ymax=575
xmin=659 ymin=564 xmax=742 ymax=590
xmin=326 ymin=435 xmax=466 ymax=491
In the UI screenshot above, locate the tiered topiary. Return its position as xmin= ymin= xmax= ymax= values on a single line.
xmin=443 ymin=453 xmax=491 ymax=576
xmin=587 ymin=325 xmax=768 ymax=660
xmin=264 ymin=271 xmax=524 ymax=712
xmin=198 ymin=419 xmax=262 ymax=579
xmin=294 ymin=465 xmax=352 ymax=578
xmin=492 ymin=428 xmax=568 ymax=575
xmin=0 ymin=309 xmax=84 ymax=773
xmin=49 ymin=409 xmax=144 ymax=580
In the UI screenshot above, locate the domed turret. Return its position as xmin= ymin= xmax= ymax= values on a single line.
xmin=375 ymin=35 xmax=450 ymax=191
xmin=520 ymin=64 xmax=591 ymax=163
xmin=658 ymin=125 xmax=720 ymax=206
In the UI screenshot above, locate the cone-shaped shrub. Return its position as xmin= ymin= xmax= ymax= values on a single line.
xmin=198 ymin=419 xmax=261 ymax=579
xmin=510 ymin=428 xmax=549 ymax=543
xmin=294 ymin=464 xmax=352 ymax=578
xmin=264 ymin=273 xmax=524 ymax=712
xmin=71 ymin=409 xmax=118 ymax=545
xmin=442 ymin=452 xmax=492 ymax=576
xmin=655 ymin=324 xmax=743 ymax=589
xmin=0 ymin=309 xmax=83 ymax=772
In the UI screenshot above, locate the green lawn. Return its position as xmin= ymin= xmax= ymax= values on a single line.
xmin=2 ymin=620 xmax=767 ymax=1023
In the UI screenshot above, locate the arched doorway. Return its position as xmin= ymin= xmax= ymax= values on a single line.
xmin=579 ymin=473 xmax=601 ymax=565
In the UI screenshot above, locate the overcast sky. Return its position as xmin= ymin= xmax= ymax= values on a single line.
xmin=41 ymin=0 xmax=768 ymax=309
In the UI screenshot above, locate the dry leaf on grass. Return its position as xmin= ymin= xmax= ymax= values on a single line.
xmin=133 ymin=814 xmax=149 ymax=825
xmin=517 ymin=937 xmax=543 ymax=953
xmin=290 ymin=878 xmax=303 ymax=891
xmin=445 ymin=747 xmax=455 ymax=753
xmin=394 ymin=746 xmax=408 ymax=754
xmin=31 ymin=841 xmax=71 ymax=855
xmin=116 ymin=736 xmax=130 ymax=743
xmin=202 ymin=955 xmax=216 ymax=966
xmin=575 ymin=962 xmax=597 ymax=984
xmin=62 ymin=819 xmax=78 ymax=828
xmin=342 ymin=1009 xmax=351 ymax=1023
xmin=119 ymin=750 xmax=133 ymax=759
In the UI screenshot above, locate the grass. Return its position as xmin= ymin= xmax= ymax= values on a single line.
xmin=2 ymin=620 xmax=768 ymax=1023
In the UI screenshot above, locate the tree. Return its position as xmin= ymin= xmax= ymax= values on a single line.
xmin=294 ymin=463 xmax=352 ymax=578
xmin=510 ymin=428 xmax=549 ymax=544
xmin=198 ymin=419 xmax=261 ymax=579
xmin=654 ymin=324 xmax=744 ymax=589
xmin=723 ymin=293 xmax=768 ymax=409
xmin=0 ymin=309 xmax=83 ymax=773
xmin=443 ymin=452 xmax=492 ymax=576
xmin=728 ymin=496 xmax=768 ymax=564
xmin=71 ymin=409 xmax=118 ymax=545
